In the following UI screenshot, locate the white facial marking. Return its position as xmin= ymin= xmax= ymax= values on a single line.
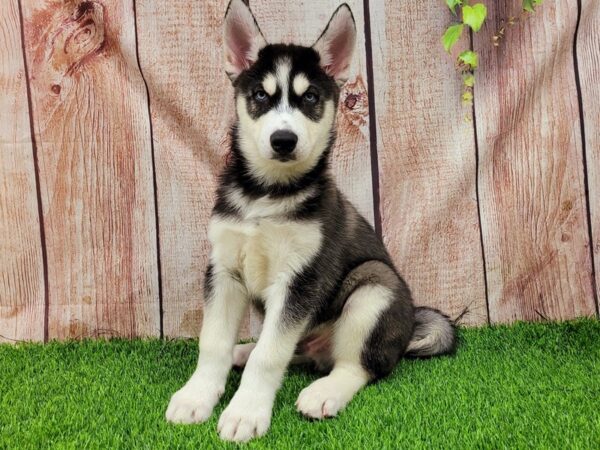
xmin=262 ymin=73 xmax=277 ymax=96
xmin=275 ymin=59 xmax=291 ymax=109
xmin=293 ymin=74 xmax=310 ymax=96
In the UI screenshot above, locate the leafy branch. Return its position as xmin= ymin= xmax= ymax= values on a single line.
xmin=441 ymin=0 xmax=544 ymax=106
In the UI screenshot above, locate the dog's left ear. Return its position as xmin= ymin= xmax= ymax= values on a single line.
xmin=312 ymin=4 xmax=356 ymax=85
xmin=223 ymin=0 xmax=267 ymax=82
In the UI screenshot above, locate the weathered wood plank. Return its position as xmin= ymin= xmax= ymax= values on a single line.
xmin=474 ymin=0 xmax=596 ymax=322
xmin=135 ymin=0 xmax=235 ymax=338
xmin=135 ymin=0 xmax=373 ymax=338
xmin=0 ymin=0 xmax=46 ymax=342
xmin=578 ymin=0 xmax=600 ymax=315
xmin=21 ymin=0 xmax=160 ymax=339
xmin=370 ymin=1 xmax=488 ymax=325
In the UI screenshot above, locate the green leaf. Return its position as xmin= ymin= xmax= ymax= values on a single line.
xmin=459 ymin=50 xmax=479 ymax=69
xmin=442 ymin=24 xmax=464 ymax=53
xmin=523 ymin=0 xmax=544 ymax=12
xmin=463 ymin=74 xmax=475 ymax=87
xmin=462 ymin=3 xmax=487 ymax=32
xmin=446 ymin=0 xmax=462 ymax=15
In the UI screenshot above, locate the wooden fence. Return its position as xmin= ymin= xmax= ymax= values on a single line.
xmin=1 ymin=0 xmax=598 ymax=342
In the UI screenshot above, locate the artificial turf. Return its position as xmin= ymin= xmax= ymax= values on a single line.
xmin=1 ymin=320 xmax=599 ymax=449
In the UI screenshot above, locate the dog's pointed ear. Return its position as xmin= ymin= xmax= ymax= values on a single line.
xmin=223 ymin=0 xmax=267 ymax=82
xmin=312 ymin=4 xmax=356 ymax=85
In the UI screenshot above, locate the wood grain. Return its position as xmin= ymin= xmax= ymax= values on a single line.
xmin=0 ymin=0 xmax=46 ymax=342
xmin=370 ymin=1 xmax=488 ymax=325
xmin=135 ymin=0 xmax=373 ymax=338
xmin=474 ymin=0 xmax=596 ymax=322
xmin=135 ymin=0 xmax=235 ymax=338
xmin=577 ymin=0 xmax=600 ymax=315
xmin=20 ymin=0 xmax=160 ymax=339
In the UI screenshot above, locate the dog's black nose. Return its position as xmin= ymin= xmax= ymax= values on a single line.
xmin=270 ymin=130 xmax=298 ymax=156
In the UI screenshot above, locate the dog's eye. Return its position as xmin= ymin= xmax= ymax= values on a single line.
xmin=254 ymin=90 xmax=268 ymax=102
xmin=303 ymin=91 xmax=318 ymax=103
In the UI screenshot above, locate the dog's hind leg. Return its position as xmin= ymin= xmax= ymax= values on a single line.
xmin=296 ymin=269 xmax=413 ymax=419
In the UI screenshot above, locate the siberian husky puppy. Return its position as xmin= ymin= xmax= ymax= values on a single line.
xmin=166 ymin=0 xmax=455 ymax=442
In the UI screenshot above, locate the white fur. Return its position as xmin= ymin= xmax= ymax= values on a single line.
xmin=262 ymin=73 xmax=277 ymax=96
xmin=226 ymin=186 xmax=316 ymax=220
xmin=292 ymin=73 xmax=310 ymax=96
xmin=275 ymin=59 xmax=291 ymax=107
xmin=296 ymin=284 xmax=393 ymax=419
xmin=208 ymin=215 xmax=322 ymax=297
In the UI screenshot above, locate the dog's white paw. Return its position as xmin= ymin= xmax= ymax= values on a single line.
xmin=232 ymin=343 xmax=256 ymax=367
xmin=296 ymin=376 xmax=347 ymax=419
xmin=217 ymin=390 xmax=272 ymax=442
xmin=165 ymin=380 xmax=223 ymax=424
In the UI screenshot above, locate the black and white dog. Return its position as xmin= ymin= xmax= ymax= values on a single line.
xmin=166 ymin=0 xmax=455 ymax=442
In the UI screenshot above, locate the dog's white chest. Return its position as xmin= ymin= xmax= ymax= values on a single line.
xmin=208 ymin=216 xmax=322 ymax=296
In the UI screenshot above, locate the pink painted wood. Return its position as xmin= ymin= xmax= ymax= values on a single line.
xmin=0 ymin=0 xmax=46 ymax=342
xmin=20 ymin=0 xmax=160 ymax=339
xmin=370 ymin=0 xmax=488 ymax=325
xmin=474 ymin=0 xmax=596 ymax=322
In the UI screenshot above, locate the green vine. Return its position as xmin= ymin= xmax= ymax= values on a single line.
xmin=441 ymin=0 xmax=544 ymax=106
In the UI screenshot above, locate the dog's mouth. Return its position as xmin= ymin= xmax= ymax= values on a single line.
xmin=272 ymin=154 xmax=296 ymax=163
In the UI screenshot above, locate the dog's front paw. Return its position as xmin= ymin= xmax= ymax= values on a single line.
xmin=296 ymin=376 xmax=346 ymax=419
xmin=217 ymin=390 xmax=272 ymax=442
xmin=165 ymin=380 xmax=223 ymax=424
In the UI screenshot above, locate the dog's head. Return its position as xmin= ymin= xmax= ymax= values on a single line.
xmin=224 ymin=0 xmax=356 ymax=184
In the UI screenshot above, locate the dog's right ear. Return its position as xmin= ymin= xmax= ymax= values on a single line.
xmin=223 ymin=0 xmax=267 ymax=82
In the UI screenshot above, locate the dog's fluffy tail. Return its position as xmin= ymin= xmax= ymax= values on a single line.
xmin=405 ymin=307 xmax=456 ymax=357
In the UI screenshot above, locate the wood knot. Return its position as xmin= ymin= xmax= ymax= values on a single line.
xmin=39 ymin=1 xmax=106 ymax=76
xmin=51 ymin=84 xmax=61 ymax=94
xmin=339 ymin=75 xmax=369 ymax=131
xmin=344 ymin=93 xmax=359 ymax=110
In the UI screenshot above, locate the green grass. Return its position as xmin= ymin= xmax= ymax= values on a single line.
xmin=1 ymin=320 xmax=599 ymax=449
